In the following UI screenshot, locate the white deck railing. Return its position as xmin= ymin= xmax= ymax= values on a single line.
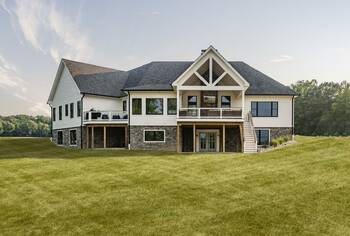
xmin=178 ymin=107 xmax=242 ymax=119
xmin=84 ymin=110 xmax=128 ymax=123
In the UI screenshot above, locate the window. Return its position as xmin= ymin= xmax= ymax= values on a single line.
xmin=256 ymin=129 xmax=270 ymax=145
xmin=70 ymin=103 xmax=74 ymax=118
xmin=57 ymin=131 xmax=63 ymax=145
xmin=251 ymin=102 xmax=278 ymax=117
xmin=167 ymin=98 xmax=177 ymax=115
xmin=132 ymin=98 xmax=142 ymax=115
xmin=59 ymin=106 xmax=62 ymax=120
xmin=70 ymin=130 xmax=77 ymax=146
xmin=77 ymin=101 xmax=81 ymax=117
xmin=146 ymin=98 xmax=163 ymax=115
xmin=188 ymin=96 xmax=197 ymax=108
xmin=65 ymin=104 xmax=68 ymax=116
xmin=144 ymin=130 xmax=165 ymax=142
xmin=52 ymin=108 xmax=56 ymax=121
xmin=123 ymin=100 xmax=127 ymax=112
xmin=221 ymin=96 xmax=231 ymax=108
xmin=203 ymin=96 xmax=216 ymax=106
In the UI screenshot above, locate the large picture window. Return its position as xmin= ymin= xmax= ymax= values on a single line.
xmin=167 ymin=98 xmax=177 ymax=115
xmin=70 ymin=130 xmax=77 ymax=146
xmin=221 ymin=96 xmax=231 ymax=108
xmin=255 ymin=129 xmax=270 ymax=145
xmin=188 ymin=96 xmax=197 ymax=108
xmin=57 ymin=131 xmax=63 ymax=145
xmin=132 ymin=98 xmax=142 ymax=115
xmin=146 ymin=98 xmax=163 ymax=115
xmin=251 ymin=102 xmax=278 ymax=117
xmin=144 ymin=130 xmax=165 ymax=142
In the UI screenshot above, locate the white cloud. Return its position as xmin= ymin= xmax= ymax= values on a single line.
xmin=270 ymin=55 xmax=293 ymax=63
xmin=151 ymin=11 xmax=160 ymax=15
xmin=0 ymin=54 xmax=25 ymax=91
xmin=14 ymin=93 xmax=50 ymax=116
xmin=2 ymin=0 xmax=93 ymax=63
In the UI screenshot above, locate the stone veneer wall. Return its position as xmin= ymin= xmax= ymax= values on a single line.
xmin=129 ymin=126 xmax=177 ymax=151
xmin=268 ymin=127 xmax=293 ymax=140
xmin=52 ymin=127 xmax=82 ymax=148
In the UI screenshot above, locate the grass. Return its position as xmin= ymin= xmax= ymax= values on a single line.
xmin=0 ymin=136 xmax=349 ymax=235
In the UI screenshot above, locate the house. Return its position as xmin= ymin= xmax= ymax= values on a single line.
xmin=47 ymin=46 xmax=296 ymax=153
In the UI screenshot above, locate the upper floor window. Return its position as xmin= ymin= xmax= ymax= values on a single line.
xmin=77 ymin=101 xmax=81 ymax=117
xmin=146 ymin=98 xmax=163 ymax=115
xmin=188 ymin=96 xmax=197 ymax=108
xmin=59 ymin=106 xmax=62 ymax=120
xmin=132 ymin=98 xmax=142 ymax=115
xmin=221 ymin=96 xmax=231 ymax=108
xmin=52 ymin=108 xmax=56 ymax=121
xmin=70 ymin=103 xmax=74 ymax=118
xmin=65 ymin=104 xmax=68 ymax=116
xmin=123 ymin=100 xmax=127 ymax=112
xmin=167 ymin=98 xmax=177 ymax=115
xmin=251 ymin=102 xmax=278 ymax=117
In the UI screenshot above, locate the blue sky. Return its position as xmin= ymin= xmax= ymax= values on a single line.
xmin=0 ymin=0 xmax=349 ymax=116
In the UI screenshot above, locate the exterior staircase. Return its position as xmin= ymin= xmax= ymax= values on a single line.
xmin=243 ymin=112 xmax=258 ymax=153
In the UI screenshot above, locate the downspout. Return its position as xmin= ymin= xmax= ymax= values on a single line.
xmin=292 ymin=95 xmax=295 ymax=141
xmin=127 ymin=91 xmax=131 ymax=150
xmin=80 ymin=94 xmax=85 ymax=149
xmin=49 ymin=104 xmax=53 ymax=139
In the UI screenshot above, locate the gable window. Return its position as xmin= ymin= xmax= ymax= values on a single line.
xmin=70 ymin=103 xmax=74 ymax=118
xmin=52 ymin=108 xmax=56 ymax=121
xmin=65 ymin=104 xmax=69 ymax=116
xmin=188 ymin=96 xmax=197 ymax=108
xmin=144 ymin=130 xmax=165 ymax=142
xmin=77 ymin=101 xmax=81 ymax=117
xmin=70 ymin=130 xmax=77 ymax=146
xmin=123 ymin=100 xmax=127 ymax=112
xmin=255 ymin=129 xmax=270 ymax=145
xmin=251 ymin=102 xmax=278 ymax=117
xmin=146 ymin=98 xmax=163 ymax=115
xmin=59 ymin=106 xmax=62 ymax=120
xmin=167 ymin=98 xmax=177 ymax=115
xmin=221 ymin=96 xmax=231 ymax=108
xmin=132 ymin=98 xmax=142 ymax=115
xmin=57 ymin=131 xmax=63 ymax=145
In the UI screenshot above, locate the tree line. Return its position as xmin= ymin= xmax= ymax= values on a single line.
xmin=292 ymin=80 xmax=350 ymax=136
xmin=0 ymin=115 xmax=51 ymax=137
xmin=0 ymin=80 xmax=349 ymax=137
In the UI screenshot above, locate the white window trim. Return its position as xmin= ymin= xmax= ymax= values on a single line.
xmin=69 ymin=129 xmax=78 ymax=146
xmin=255 ymin=128 xmax=270 ymax=146
xmin=143 ymin=129 xmax=166 ymax=143
xmin=57 ymin=130 xmax=64 ymax=146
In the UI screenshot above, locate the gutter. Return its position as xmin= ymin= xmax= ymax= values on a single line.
xmin=292 ymin=95 xmax=295 ymax=140
xmin=80 ymin=94 xmax=85 ymax=149
xmin=127 ymin=91 xmax=131 ymax=150
xmin=48 ymin=104 xmax=53 ymax=138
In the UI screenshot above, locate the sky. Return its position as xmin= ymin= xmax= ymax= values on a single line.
xmin=0 ymin=0 xmax=349 ymax=116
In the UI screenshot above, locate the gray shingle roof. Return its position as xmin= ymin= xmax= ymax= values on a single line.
xmin=62 ymin=59 xmax=296 ymax=97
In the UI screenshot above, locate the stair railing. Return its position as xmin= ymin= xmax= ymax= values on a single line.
xmin=247 ymin=111 xmax=257 ymax=145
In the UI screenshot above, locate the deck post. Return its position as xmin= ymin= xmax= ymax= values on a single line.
xmin=223 ymin=124 xmax=225 ymax=152
xmin=91 ymin=126 xmax=94 ymax=148
xmin=176 ymin=124 xmax=180 ymax=152
xmin=193 ymin=124 xmax=196 ymax=152
xmin=125 ymin=126 xmax=128 ymax=148
xmin=103 ymin=126 xmax=106 ymax=148
xmin=239 ymin=124 xmax=243 ymax=152
xmin=86 ymin=126 xmax=89 ymax=148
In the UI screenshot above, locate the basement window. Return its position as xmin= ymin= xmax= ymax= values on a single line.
xmin=70 ymin=130 xmax=77 ymax=146
xmin=144 ymin=130 xmax=165 ymax=142
xmin=255 ymin=129 xmax=270 ymax=145
xmin=57 ymin=131 xmax=63 ymax=145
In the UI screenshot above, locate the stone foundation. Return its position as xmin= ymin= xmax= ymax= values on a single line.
xmin=129 ymin=126 xmax=177 ymax=151
xmin=52 ymin=127 xmax=82 ymax=148
xmin=269 ymin=127 xmax=293 ymax=140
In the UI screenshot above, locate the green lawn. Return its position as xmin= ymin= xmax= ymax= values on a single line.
xmin=0 ymin=136 xmax=349 ymax=235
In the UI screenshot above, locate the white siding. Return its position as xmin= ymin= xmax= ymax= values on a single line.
xmin=245 ymin=95 xmax=293 ymax=128
xmin=52 ymin=66 xmax=82 ymax=130
xmin=129 ymin=91 xmax=177 ymax=126
xmin=83 ymin=95 xmax=125 ymax=112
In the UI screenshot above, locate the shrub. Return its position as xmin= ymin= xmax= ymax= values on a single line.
xmin=283 ymin=136 xmax=289 ymax=143
xmin=270 ymin=139 xmax=278 ymax=147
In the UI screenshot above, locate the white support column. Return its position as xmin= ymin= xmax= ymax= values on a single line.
xmin=209 ymin=57 xmax=213 ymax=84
xmin=177 ymin=89 xmax=180 ymax=118
xmin=241 ymin=91 xmax=245 ymax=119
xmin=223 ymin=124 xmax=225 ymax=152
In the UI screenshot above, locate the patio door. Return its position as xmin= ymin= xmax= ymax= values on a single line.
xmin=198 ymin=130 xmax=219 ymax=152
